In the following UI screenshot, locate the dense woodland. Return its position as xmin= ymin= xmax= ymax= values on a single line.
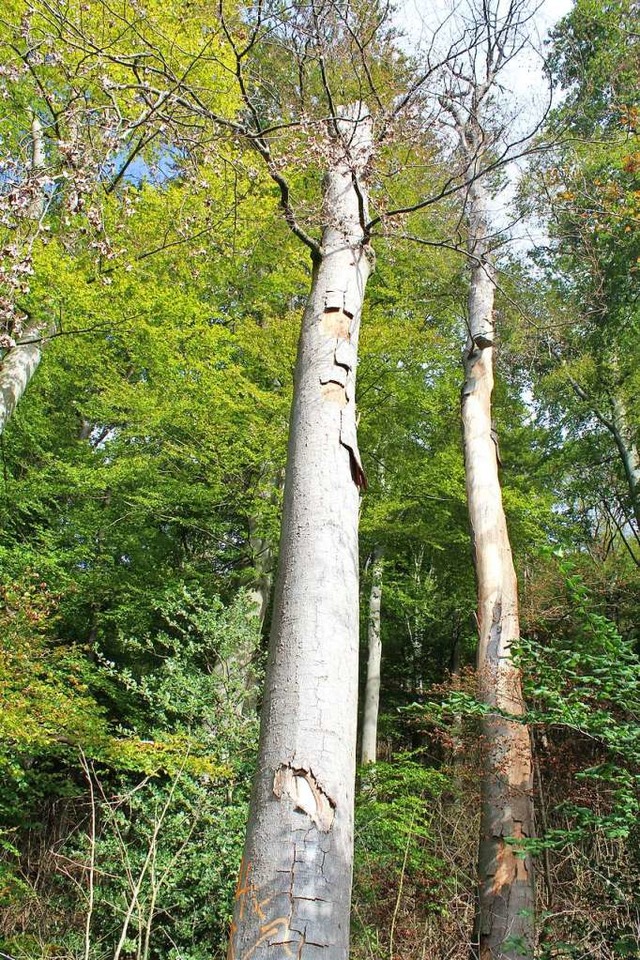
xmin=0 ymin=0 xmax=638 ymax=958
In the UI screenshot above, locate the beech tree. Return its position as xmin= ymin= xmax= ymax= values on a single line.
xmin=0 ymin=115 xmax=49 ymax=433
xmin=2 ymin=4 xmax=555 ymax=955
xmin=361 ymin=545 xmax=384 ymax=766
xmin=435 ymin=2 xmax=541 ymax=955
xmin=524 ymin=0 xmax=640 ymax=558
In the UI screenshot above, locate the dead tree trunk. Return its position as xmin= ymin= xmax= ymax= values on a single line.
xmin=360 ymin=545 xmax=384 ymax=766
xmin=462 ymin=177 xmax=535 ymax=960
xmin=228 ymin=103 xmax=373 ymax=960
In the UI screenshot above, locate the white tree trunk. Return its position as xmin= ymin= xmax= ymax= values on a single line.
xmin=462 ymin=180 xmax=535 ymax=960
xmin=361 ymin=546 xmax=383 ymax=766
xmin=0 ymin=116 xmax=48 ymax=435
xmin=0 ymin=325 xmax=47 ymax=434
xmin=228 ymin=104 xmax=373 ymax=960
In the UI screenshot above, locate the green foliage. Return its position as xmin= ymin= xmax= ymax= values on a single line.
xmin=352 ymin=756 xmax=471 ymax=957
xmin=356 ymin=758 xmax=451 ymax=878
xmin=1 ymin=1 xmax=639 ymax=955
xmin=0 ymin=577 xmax=109 ymax=824
xmin=548 ymin=0 xmax=640 ymax=134
xmin=519 ymin=559 xmax=640 ymax=844
xmin=0 ymin=584 xmax=259 ymax=957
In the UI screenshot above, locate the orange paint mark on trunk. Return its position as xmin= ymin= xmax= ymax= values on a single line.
xmin=490 ymin=824 xmax=529 ymax=894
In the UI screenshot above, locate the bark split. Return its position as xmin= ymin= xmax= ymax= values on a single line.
xmin=228 ymin=103 xmax=373 ymax=960
xmin=462 ymin=181 xmax=536 ymax=960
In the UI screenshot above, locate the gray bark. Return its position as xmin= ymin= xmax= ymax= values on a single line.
xmin=228 ymin=103 xmax=373 ymax=960
xmin=462 ymin=178 xmax=535 ymax=960
xmin=360 ymin=546 xmax=384 ymax=766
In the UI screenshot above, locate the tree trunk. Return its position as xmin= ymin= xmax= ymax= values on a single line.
xmin=462 ymin=180 xmax=535 ymax=960
xmin=228 ymin=103 xmax=373 ymax=960
xmin=246 ymin=471 xmax=283 ymax=633
xmin=0 ymin=116 xmax=48 ymax=435
xmin=0 ymin=324 xmax=48 ymax=434
xmin=611 ymin=393 xmax=640 ymax=530
xmin=361 ymin=546 xmax=384 ymax=766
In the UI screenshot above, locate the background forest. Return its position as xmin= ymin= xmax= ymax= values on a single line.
xmin=0 ymin=0 xmax=638 ymax=958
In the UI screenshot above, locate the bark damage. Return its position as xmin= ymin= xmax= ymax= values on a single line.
xmin=319 ymin=298 xmax=367 ymax=490
xmin=228 ymin=102 xmax=372 ymax=960
xmin=273 ymin=764 xmax=336 ymax=832
xmin=461 ymin=174 xmax=536 ymax=960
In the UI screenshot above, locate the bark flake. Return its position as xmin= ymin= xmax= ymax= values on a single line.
xmin=473 ymin=332 xmax=494 ymax=349
xmin=273 ymin=765 xmax=336 ymax=832
xmin=340 ymin=411 xmax=367 ymax=490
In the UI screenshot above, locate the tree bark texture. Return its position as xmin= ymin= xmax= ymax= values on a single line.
xmin=228 ymin=104 xmax=373 ymax=960
xmin=360 ymin=546 xmax=383 ymax=766
xmin=462 ymin=180 xmax=535 ymax=960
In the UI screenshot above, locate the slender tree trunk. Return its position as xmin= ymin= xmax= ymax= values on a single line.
xmin=0 ymin=325 xmax=47 ymax=433
xmin=236 ymin=511 xmax=277 ymax=715
xmin=462 ymin=180 xmax=535 ymax=960
xmin=611 ymin=393 xmax=640 ymax=530
xmin=246 ymin=531 xmax=274 ymax=632
xmin=361 ymin=545 xmax=383 ymax=766
xmin=0 ymin=116 xmax=49 ymax=435
xmin=567 ymin=372 xmax=640 ymax=532
xmin=228 ymin=103 xmax=373 ymax=960
xmin=246 ymin=471 xmax=283 ymax=633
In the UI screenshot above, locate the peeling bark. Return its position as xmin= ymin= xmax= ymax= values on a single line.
xmin=228 ymin=104 xmax=373 ymax=960
xmin=462 ymin=179 xmax=535 ymax=960
xmin=360 ymin=545 xmax=383 ymax=766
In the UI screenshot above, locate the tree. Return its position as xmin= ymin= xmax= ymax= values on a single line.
xmin=0 ymin=114 xmax=50 ymax=433
xmin=523 ymin=0 xmax=640 ymax=560
xmin=436 ymin=2 xmax=540 ymax=955
xmin=361 ymin=544 xmax=384 ymax=766
xmin=0 ymin=4 xmax=576 ymax=956
xmin=227 ymin=99 xmax=373 ymax=959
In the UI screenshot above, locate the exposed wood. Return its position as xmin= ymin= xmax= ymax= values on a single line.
xmin=462 ymin=176 xmax=535 ymax=960
xmin=228 ymin=103 xmax=374 ymax=960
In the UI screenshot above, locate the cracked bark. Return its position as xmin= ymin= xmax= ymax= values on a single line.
xmin=228 ymin=104 xmax=373 ymax=960
xmin=360 ymin=545 xmax=383 ymax=766
xmin=462 ymin=179 xmax=535 ymax=960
